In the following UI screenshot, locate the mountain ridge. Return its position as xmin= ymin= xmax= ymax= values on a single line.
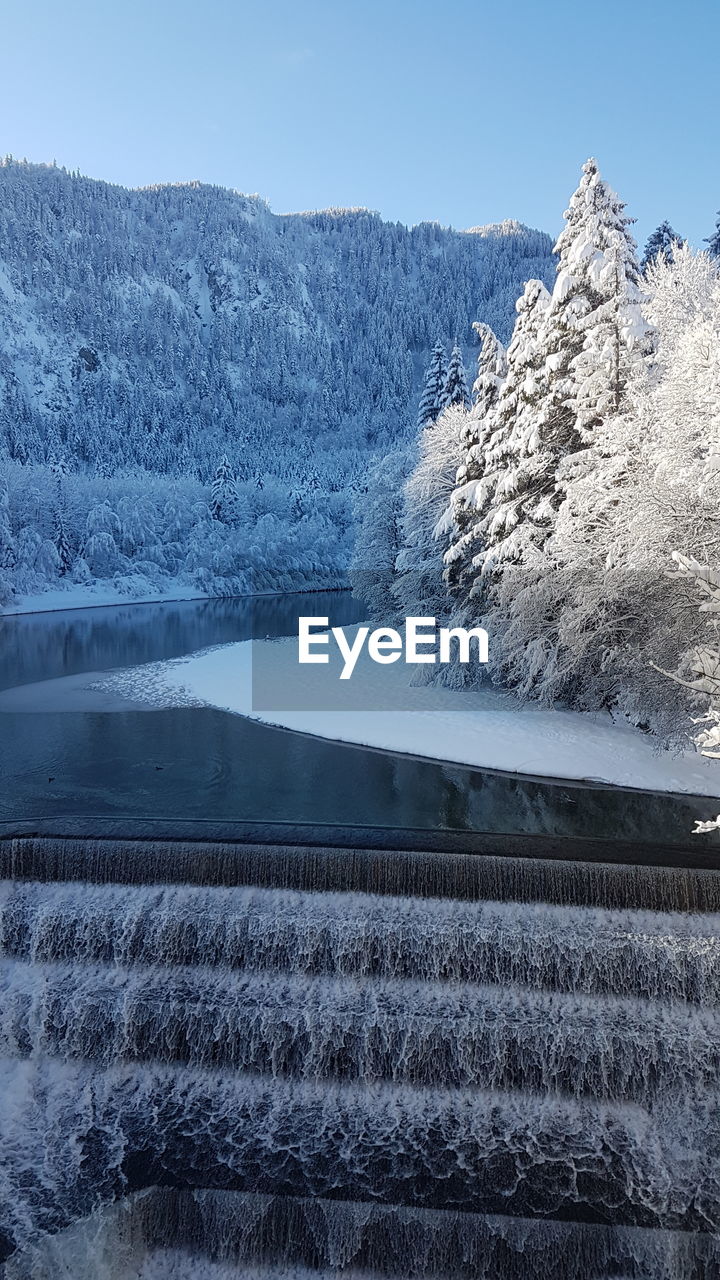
xmin=0 ymin=158 xmax=555 ymax=604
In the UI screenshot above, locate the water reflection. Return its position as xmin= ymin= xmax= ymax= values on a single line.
xmin=0 ymin=593 xmax=362 ymax=691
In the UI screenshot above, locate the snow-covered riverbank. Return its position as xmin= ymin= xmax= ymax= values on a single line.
xmin=100 ymin=630 xmax=720 ymax=796
xmin=0 ymin=582 xmax=208 ymax=617
xmin=0 ymin=582 xmax=347 ymax=617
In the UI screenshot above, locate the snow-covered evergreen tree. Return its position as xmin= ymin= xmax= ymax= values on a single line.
xmin=474 ymin=279 xmax=552 ymax=575
xmin=0 ymin=483 xmax=15 ymax=571
xmin=442 ymin=344 xmax=470 ymax=410
xmin=499 ymin=244 xmax=720 ymax=735
xmin=436 ymin=283 xmax=552 ymax=689
xmin=553 ymin=157 xmax=649 ymax=443
xmin=416 ymin=342 xmax=448 ymax=430
xmin=447 ymin=159 xmax=647 ymax=626
xmin=441 ymin=323 xmax=506 ymax=602
xmin=0 ymin=483 xmax=16 ymax=606
xmin=641 ymin=221 xmax=682 ymax=271
xmin=48 ymin=458 xmax=72 ymax=577
xmin=54 ymin=516 xmax=72 ymax=577
xmin=35 ymin=538 xmax=61 ymax=581
xmin=349 ymin=445 xmax=414 ymax=621
xmin=662 ymin=554 xmax=720 ymax=776
xmin=473 ymin=159 xmax=652 ymax=699
xmin=210 ymin=456 xmax=238 ymax=523
xmin=393 ymin=403 xmax=470 ymax=619
xmin=452 ymin=158 xmax=616 ymax=623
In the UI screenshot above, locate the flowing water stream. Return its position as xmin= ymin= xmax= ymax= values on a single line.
xmin=2 ymin=598 xmax=720 ymax=1276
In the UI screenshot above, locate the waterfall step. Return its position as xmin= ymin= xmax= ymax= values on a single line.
xmin=4 ymin=834 xmax=720 ymax=911
xmin=4 ymin=878 xmax=720 ymax=1005
xmin=134 ymin=1261 xmax=406 ymax=1280
xmin=2 ymin=957 xmax=719 ymax=1106
xmin=2 ymin=1056 xmax=718 ymax=1234
xmin=5 ymin=1189 xmax=720 ymax=1280
xmin=3 ymin=832 xmax=720 ymax=1271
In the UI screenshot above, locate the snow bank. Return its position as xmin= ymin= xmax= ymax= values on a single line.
xmin=0 ymin=582 xmax=208 ymax=617
xmin=103 ymin=630 xmax=720 ymax=796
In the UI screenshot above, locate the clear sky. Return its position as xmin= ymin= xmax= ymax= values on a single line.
xmin=1 ymin=0 xmax=717 ymax=251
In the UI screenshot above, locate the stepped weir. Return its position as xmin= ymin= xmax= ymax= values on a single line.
xmin=2 ymin=820 xmax=720 ymax=1278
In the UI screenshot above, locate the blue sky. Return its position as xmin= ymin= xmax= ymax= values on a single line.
xmin=2 ymin=0 xmax=717 ymax=250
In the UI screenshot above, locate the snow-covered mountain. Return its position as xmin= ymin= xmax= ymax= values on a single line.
xmin=0 ymin=159 xmax=554 ymax=606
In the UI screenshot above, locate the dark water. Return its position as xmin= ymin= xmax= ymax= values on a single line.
xmin=0 ymin=593 xmax=718 ymax=841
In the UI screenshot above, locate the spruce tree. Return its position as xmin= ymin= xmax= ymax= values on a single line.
xmin=442 ymin=323 xmax=506 ymax=602
xmin=210 ymin=456 xmax=238 ymax=523
xmin=641 ymin=221 xmax=682 ymax=271
xmin=475 ymin=279 xmax=552 ymax=574
xmin=54 ymin=515 xmax=72 ymax=576
xmin=551 ymin=157 xmax=648 ymax=444
xmin=416 ymin=341 xmax=448 ymax=430
xmin=513 ymin=243 xmax=720 ymax=727
xmin=50 ymin=458 xmax=71 ymax=574
xmin=484 ymin=159 xmax=652 ymax=698
xmin=484 ymin=158 xmax=647 ymax=568
xmin=442 ymin=343 xmax=470 ymax=410
xmin=0 ymin=484 xmax=15 ymax=571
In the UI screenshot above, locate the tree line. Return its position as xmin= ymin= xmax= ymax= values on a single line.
xmin=354 ymin=159 xmax=720 ymax=765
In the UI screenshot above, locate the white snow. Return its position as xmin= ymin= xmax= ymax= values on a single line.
xmin=101 ymin=627 xmax=720 ymax=796
xmin=0 ymin=581 xmax=207 ymax=616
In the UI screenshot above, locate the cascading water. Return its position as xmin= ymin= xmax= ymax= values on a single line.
xmin=2 ymin=834 xmax=720 ymax=1278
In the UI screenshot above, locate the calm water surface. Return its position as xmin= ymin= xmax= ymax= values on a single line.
xmin=0 ymin=593 xmax=718 ymax=842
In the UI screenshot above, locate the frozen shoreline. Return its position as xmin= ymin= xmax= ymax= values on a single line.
xmin=0 ymin=582 xmax=348 ymax=618
xmin=0 ymin=582 xmax=208 ymax=617
xmin=99 ymin=631 xmax=720 ymax=797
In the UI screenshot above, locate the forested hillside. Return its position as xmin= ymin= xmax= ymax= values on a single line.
xmin=0 ymin=159 xmax=554 ymax=606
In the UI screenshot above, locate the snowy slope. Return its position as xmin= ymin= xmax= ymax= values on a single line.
xmin=0 ymin=160 xmax=555 ymax=479
xmin=0 ymin=159 xmax=556 ymax=610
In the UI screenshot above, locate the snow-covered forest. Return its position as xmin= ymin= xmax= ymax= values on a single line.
xmin=4 ymin=153 xmax=720 ymax=760
xmin=355 ymin=159 xmax=720 ymax=754
xmin=0 ymin=158 xmax=553 ymax=605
